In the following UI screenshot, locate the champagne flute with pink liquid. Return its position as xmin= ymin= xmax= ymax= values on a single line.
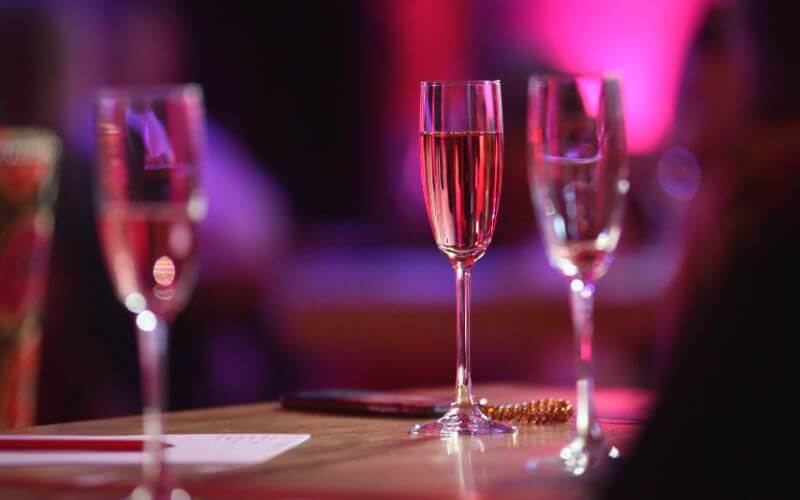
xmin=95 ymin=85 xmax=206 ymax=498
xmin=411 ymin=80 xmax=515 ymax=436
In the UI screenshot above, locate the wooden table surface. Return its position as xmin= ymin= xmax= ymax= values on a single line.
xmin=0 ymin=384 xmax=652 ymax=499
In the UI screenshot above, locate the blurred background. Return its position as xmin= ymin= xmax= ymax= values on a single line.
xmin=0 ymin=0 xmax=777 ymax=425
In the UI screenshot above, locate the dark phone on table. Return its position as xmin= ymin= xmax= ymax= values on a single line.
xmin=280 ymin=389 xmax=451 ymax=417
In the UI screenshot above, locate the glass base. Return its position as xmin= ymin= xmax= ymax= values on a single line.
xmin=129 ymin=471 xmax=187 ymax=500
xmin=410 ymin=403 xmax=516 ymax=436
xmin=130 ymin=485 xmax=190 ymax=500
xmin=526 ymin=434 xmax=621 ymax=478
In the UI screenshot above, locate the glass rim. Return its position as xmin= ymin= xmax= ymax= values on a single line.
xmin=528 ymin=72 xmax=622 ymax=84
xmin=95 ymin=83 xmax=203 ymax=102
xmin=421 ymin=80 xmax=501 ymax=87
xmin=0 ymin=126 xmax=62 ymax=163
xmin=0 ymin=125 xmax=62 ymax=142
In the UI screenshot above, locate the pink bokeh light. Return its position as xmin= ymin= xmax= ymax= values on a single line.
xmin=370 ymin=0 xmax=473 ymax=221
xmin=509 ymin=0 xmax=709 ymax=153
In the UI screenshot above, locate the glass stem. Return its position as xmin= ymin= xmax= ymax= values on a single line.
xmin=454 ymin=262 xmax=475 ymax=408
xmin=136 ymin=313 xmax=169 ymax=493
xmin=568 ymin=279 xmax=602 ymax=443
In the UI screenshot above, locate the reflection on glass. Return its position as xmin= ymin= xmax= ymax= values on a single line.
xmin=94 ymin=85 xmax=206 ymax=498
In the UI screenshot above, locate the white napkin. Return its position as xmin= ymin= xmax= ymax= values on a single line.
xmin=0 ymin=434 xmax=310 ymax=467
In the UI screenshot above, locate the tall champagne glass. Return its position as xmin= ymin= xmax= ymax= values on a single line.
xmin=95 ymin=85 xmax=206 ymax=497
xmin=527 ymin=74 xmax=628 ymax=473
xmin=412 ymin=81 xmax=514 ymax=436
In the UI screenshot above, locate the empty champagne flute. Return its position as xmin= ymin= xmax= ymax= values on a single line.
xmin=527 ymin=74 xmax=628 ymax=473
xmin=412 ymin=80 xmax=514 ymax=436
xmin=95 ymin=85 xmax=206 ymax=497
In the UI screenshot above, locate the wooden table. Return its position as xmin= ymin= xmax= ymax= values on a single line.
xmin=0 ymin=384 xmax=652 ymax=499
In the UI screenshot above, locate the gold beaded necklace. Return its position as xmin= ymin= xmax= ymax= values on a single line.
xmin=480 ymin=398 xmax=573 ymax=425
